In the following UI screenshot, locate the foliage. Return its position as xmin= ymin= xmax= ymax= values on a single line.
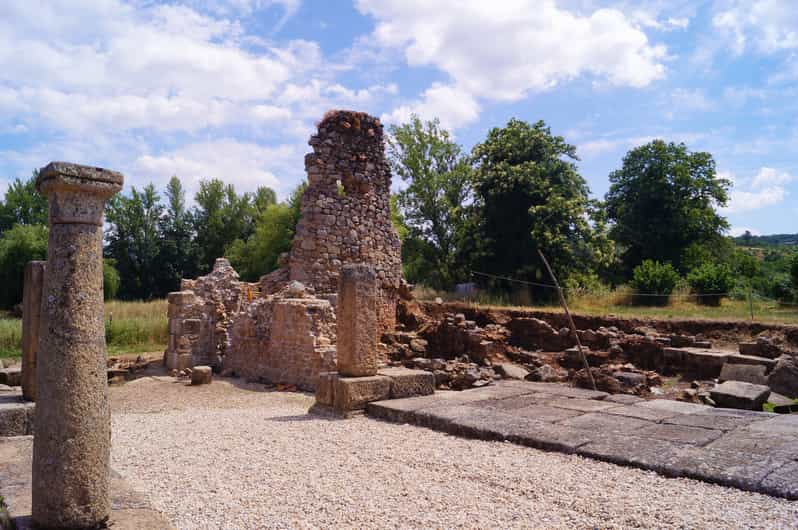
xmin=630 ymin=260 xmax=680 ymax=305
xmin=0 ymin=224 xmax=48 ymax=309
xmin=105 ymin=184 xmax=165 ymax=300
xmin=791 ymin=253 xmax=798 ymax=298
xmin=470 ymin=119 xmax=613 ymax=295
xmin=605 ymin=140 xmax=730 ymax=274
xmin=103 ymin=259 xmax=121 ymax=301
xmin=226 ymin=183 xmax=305 ymax=281
xmin=734 ymin=231 xmax=798 ymax=247
xmin=193 ymin=179 xmax=268 ymax=272
xmin=687 ymin=262 xmax=734 ymax=306
xmin=0 ymin=172 xmax=47 ymax=233
xmin=387 ymin=116 xmax=475 ymax=289
xmin=155 ymin=177 xmax=199 ymax=292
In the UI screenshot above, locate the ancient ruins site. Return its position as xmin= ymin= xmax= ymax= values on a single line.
xmin=1 ymin=111 xmax=797 ymax=529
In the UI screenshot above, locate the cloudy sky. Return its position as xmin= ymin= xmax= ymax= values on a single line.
xmin=1 ymin=0 xmax=796 ymax=235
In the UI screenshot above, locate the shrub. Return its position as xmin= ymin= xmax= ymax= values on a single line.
xmin=0 ymin=224 xmax=48 ymax=309
xmin=630 ymin=260 xmax=680 ymax=305
xmin=687 ymin=263 xmax=734 ymax=306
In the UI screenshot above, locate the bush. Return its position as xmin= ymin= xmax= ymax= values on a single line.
xmin=103 ymin=259 xmax=121 ymax=301
xmin=0 ymin=224 xmax=48 ymax=309
xmin=630 ymin=260 xmax=680 ymax=305
xmin=687 ymin=263 xmax=734 ymax=306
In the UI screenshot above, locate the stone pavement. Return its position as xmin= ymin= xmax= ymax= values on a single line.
xmin=367 ymin=380 xmax=798 ymax=500
xmin=0 ymin=436 xmax=173 ymax=530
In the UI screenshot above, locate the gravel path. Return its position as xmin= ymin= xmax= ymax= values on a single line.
xmin=110 ymin=376 xmax=798 ymax=529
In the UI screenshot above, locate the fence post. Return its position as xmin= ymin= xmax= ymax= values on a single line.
xmin=748 ymin=288 xmax=754 ymax=322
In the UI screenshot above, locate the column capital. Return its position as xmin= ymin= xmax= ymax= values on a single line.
xmin=36 ymin=162 xmax=124 ymax=225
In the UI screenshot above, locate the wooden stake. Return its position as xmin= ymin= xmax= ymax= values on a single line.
xmin=537 ymin=249 xmax=597 ymax=391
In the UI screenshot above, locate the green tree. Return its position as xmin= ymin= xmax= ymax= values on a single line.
xmin=193 ymin=179 xmax=258 ymax=272
xmin=387 ymin=116 xmax=474 ymax=288
xmin=105 ymin=184 xmax=164 ymax=299
xmin=605 ymin=140 xmax=730 ymax=274
xmin=103 ymin=259 xmax=121 ymax=301
xmin=0 ymin=172 xmax=48 ymax=232
xmin=687 ymin=262 xmax=734 ymax=306
xmin=156 ymin=177 xmax=199 ymax=293
xmin=0 ymin=224 xmax=48 ymax=308
xmin=791 ymin=253 xmax=798 ymax=298
xmin=470 ymin=119 xmax=612 ymax=294
xmin=630 ymin=260 xmax=680 ymax=306
xmin=226 ymin=183 xmax=305 ymax=281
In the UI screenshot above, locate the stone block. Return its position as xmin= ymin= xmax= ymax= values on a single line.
xmin=333 ymin=375 xmax=391 ymax=413
xmin=190 ymin=366 xmax=212 ymax=385
xmin=315 ymin=372 xmax=339 ymax=406
xmin=738 ymin=342 xmax=760 ymax=356
xmin=168 ymin=291 xmax=196 ymax=306
xmin=182 ymin=318 xmax=201 ymax=335
xmin=0 ymin=367 xmax=21 ymax=387
xmin=379 ymin=367 xmax=434 ymax=398
xmin=493 ymin=362 xmax=529 ymax=380
xmin=336 ymin=264 xmax=379 ymax=377
xmin=767 ymin=355 xmax=798 ymax=398
xmin=0 ymin=397 xmax=35 ymax=436
xmin=635 ymin=423 xmax=722 ymax=446
xmin=710 ymin=380 xmax=770 ymax=411
xmin=719 ymin=363 xmax=767 ymax=385
xmin=559 ymin=412 xmax=654 ymax=434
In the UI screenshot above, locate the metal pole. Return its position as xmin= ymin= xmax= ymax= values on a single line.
xmin=537 ymin=249 xmax=597 ymax=391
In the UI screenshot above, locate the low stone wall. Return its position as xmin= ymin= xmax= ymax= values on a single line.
xmin=225 ymin=283 xmax=336 ymax=390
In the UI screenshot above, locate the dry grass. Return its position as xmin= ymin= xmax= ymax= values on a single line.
xmin=416 ymin=285 xmax=798 ymax=325
xmin=0 ymin=299 xmax=168 ymax=359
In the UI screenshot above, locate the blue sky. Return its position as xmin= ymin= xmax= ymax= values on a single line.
xmin=1 ymin=0 xmax=796 ymax=236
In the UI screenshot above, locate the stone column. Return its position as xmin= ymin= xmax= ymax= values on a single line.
xmin=32 ymin=162 xmax=123 ymax=529
xmin=337 ymin=264 xmax=378 ymax=377
xmin=21 ymin=260 xmax=46 ymax=401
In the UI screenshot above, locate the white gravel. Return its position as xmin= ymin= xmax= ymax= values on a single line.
xmin=110 ymin=376 xmax=798 ymax=529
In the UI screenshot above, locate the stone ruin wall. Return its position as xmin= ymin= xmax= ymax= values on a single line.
xmin=286 ymin=110 xmax=402 ymax=334
xmin=165 ymin=110 xmax=402 ymax=389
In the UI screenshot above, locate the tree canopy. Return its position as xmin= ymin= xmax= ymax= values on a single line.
xmin=605 ymin=140 xmax=730 ymax=274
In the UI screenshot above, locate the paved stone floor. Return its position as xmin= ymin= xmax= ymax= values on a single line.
xmin=368 ymin=380 xmax=798 ymax=500
xmin=0 ymin=436 xmax=173 ymax=529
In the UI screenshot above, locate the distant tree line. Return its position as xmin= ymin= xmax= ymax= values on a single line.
xmin=1 ymin=114 xmax=797 ymax=309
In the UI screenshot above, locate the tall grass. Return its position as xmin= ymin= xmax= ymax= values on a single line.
xmin=0 ymin=299 xmax=168 ymax=359
xmin=416 ymin=285 xmax=798 ymax=324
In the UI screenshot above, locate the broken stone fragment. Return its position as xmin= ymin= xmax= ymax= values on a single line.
xmin=191 ymin=366 xmax=213 ymax=385
xmin=710 ymin=380 xmax=770 ymax=410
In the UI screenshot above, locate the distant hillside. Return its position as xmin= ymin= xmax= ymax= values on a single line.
xmin=733 ymin=233 xmax=798 ymax=247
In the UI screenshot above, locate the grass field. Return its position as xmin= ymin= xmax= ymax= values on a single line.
xmin=417 ymin=285 xmax=798 ymax=325
xmin=0 ymin=299 xmax=168 ymax=360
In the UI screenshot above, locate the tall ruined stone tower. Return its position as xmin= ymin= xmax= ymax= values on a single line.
xmin=289 ymin=110 xmax=402 ymax=332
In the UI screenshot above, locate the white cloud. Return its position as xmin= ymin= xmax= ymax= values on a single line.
xmin=357 ymin=0 xmax=667 ymax=103
xmin=751 ymin=167 xmax=795 ymax=188
xmin=721 ymin=166 xmax=794 ymax=214
xmin=381 ymin=83 xmax=480 ymax=130
xmin=724 ymin=186 xmax=787 ymax=213
xmin=669 ymin=88 xmax=715 ymax=112
xmin=713 ymin=0 xmax=798 ymax=54
xmin=579 ymin=138 xmax=626 ymax=157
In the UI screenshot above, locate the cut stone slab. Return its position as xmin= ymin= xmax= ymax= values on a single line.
xmin=759 ymin=462 xmax=798 ymax=500
xmin=559 ymin=412 xmax=654 ymax=434
xmin=767 ymin=355 xmax=798 ymax=399
xmin=635 ymin=423 xmax=722 ymax=446
xmin=663 ymin=411 xmax=763 ymax=432
xmin=710 ymin=381 xmax=770 ymax=411
xmin=669 ymin=446 xmax=791 ymax=495
xmin=545 ymin=397 xmax=619 ymax=413
xmin=493 ymin=362 xmax=529 ymax=380
xmin=0 ymin=367 xmax=21 ymax=387
xmin=190 ymin=366 xmax=213 ymax=385
xmin=604 ymin=394 xmax=645 ymax=405
xmin=507 ymin=404 xmax=583 ymax=423
xmin=636 ymin=399 xmax=710 ymax=415
xmin=767 ymin=392 xmax=795 ymax=407
xmin=603 ymin=404 xmax=683 ymax=422
xmin=576 ymin=433 xmax=684 ymax=474
xmin=0 ymin=436 xmax=175 ymax=530
xmin=707 ymin=430 xmax=798 ymax=461
xmin=519 ymin=382 xmax=609 ymax=400
xmin=738 ymin=342 xmax=760 ymax=356
xmin=0 ymin=393 xmax=35 ymax=436
xmin=333 ymin=375 xmax=391 ymax=413
xmin=743 ymin=413 xmax=798 ymax=436
xmin=378 ymin=367 xmax=434 ymax=399
xmin=719 ymin=363 xmax=767 ymax=385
